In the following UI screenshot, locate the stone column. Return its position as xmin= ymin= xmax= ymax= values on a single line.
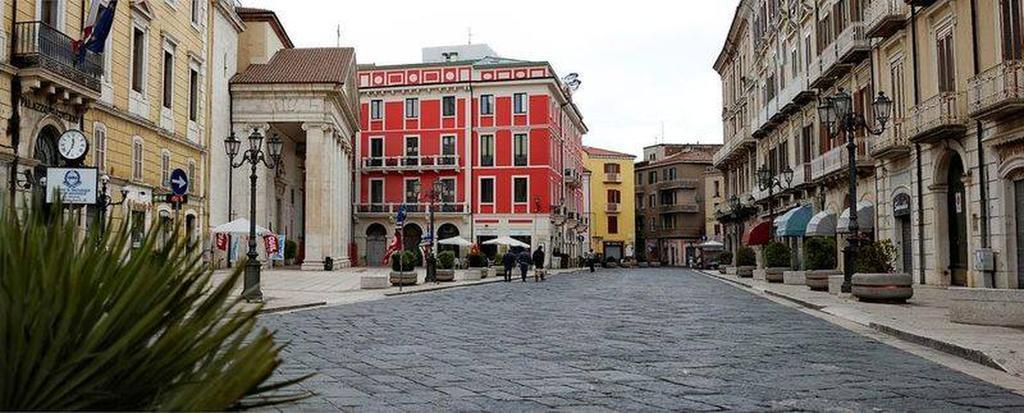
xmin=301 ymin=122 xmax=330 ymax=271
xmin=338 ymin=136 xmax=353 ymax=267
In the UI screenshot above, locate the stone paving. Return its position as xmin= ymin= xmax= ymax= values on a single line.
xmin=259 ymin=268 xmax=1024 ymax=412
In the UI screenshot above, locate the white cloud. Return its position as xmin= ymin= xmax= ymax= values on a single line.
xmin=242 ymin=0 xmax=738 ymax=156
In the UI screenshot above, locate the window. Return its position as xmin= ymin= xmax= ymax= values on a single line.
xmin=607 ymin=189 xmax=621 ymax=204
xmin=161 ymin=151 xmax=170 ymax=187
xmin=191 ymin=0 xmax=201 ymax=25
xmin=513 ymin=177 xmax=528 ymax=203
xmin=667 ymin=167 xmax=677 ymax=180
xmin=1003 ymin=0 xmax=1023 ymax=61
xmin=480 ymin=134 xmax=494 ymax=166
xmin=41 ymin=0 xmax=60 ymax=27
xmin=370 ymin=99 xmax=383 ymax=120
xmin=636 ymin=195 xmax=643 ymax=209
xmin=131 ymin=27 xmax=146 ymax=94
xmin=439 ymin=178 xmax=456 ymax=203
xmin=162 ymin=48 xmax=173 ymax=108
xmin=442 ymin=96 xmax=456 ymax=117
xmin=189 ymin=67 xmax=199 ymax=121
xmin=404 ymin=179 xmax=420 ymax=204
xmin=649 ymin=194 xmax=656 ymax=208
xmin=132 ymin=139 xmax=143 ymax=181
xmin=660 ymin=190 xmax=675 ymax=206
xmin=714 ymin=181 xmax=720 ymax=197
xmin=480 ymin=94 xmax=494 ymax=115
xmin=370 ymin=180 xmax=384 ymax=204
xmin=513 ymin=134 xmax=528 ymax=166
xmin=937 ymin=29 xmax=957 ymax=93
xmin=404 ymin=136 xmax=419 ymax=165
xmin=188 ymin=160 xmax=197 ymax=193
xmin=93 ymin=124 xmax=106 ymax=172
xmin=480 ymin=177 xmax=495 ymax=203
xmin=648 ymin=171 xmax=657 ymax=184
xmin=604 ymin=163 xmax=620 ymax=173
xmin=890 ymin=58 xmax=906 ymax=119
xmin=369 ymin=137 xmax=383 ymax=165
xmin=405 ymin=98 xmax=419 ymax=118
xmin=608 ymin=216 xmax=619 ymax=234
xmin=441 ymin=135 xmax=457 ymax=164
xmin=636 ymin=172 xmax=643 ymax=185
xmin=513 ymin=93 xmax=527 ymax=114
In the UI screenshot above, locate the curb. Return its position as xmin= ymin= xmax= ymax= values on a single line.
xmin=385 ymin=269 xmax=586 ymax=297
xmin=695 ymin=269 xmax=1009 ymax=375
xmin=258 ymin=301 xmax=328 ymax=314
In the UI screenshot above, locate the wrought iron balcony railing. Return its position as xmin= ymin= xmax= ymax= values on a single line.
xmin=906 ymin=92 xmax=969 ymax=143
xmin=865 ymin=0 xmax=909 ymax=38
xmin=362 ymin=155 xmax=460 ymax=171
xmin=355 ymin=203 xmax=466 ymax=214
xmin=13 ymin=21 xmax=103 ymax=93
xmin=967 ymin=61 xmax=1024 ymax=120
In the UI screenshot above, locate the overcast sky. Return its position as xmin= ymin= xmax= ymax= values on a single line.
xmin=243 ymin=0 xmax=738 ymax=157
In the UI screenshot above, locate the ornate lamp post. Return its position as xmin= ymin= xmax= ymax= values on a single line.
xmin=728 ymin=194 xmax=742 ymax=266
xmin=224 ymin=129 xmax=284 ymax=302
xmin=95 ymin=174 xmax=129 ymax=237
xmin=756 ymin=164 xmax=794 ymax=241
xmin=817 ymin=88 xmax=892 ymax=293
xmin=423 ymin=178 xmax=454 ymax=283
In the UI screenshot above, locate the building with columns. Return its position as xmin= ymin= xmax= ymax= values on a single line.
xmin=354 ymin=46 xmax=588 ymax=266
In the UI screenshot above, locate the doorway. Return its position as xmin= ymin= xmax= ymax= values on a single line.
xmin=946 ymin=154 xmax=968 ymax=286
xmin=366 ymin=224 xmax=387 ymax=267
xmin=898 ymin=215 xmax=912 ymax=274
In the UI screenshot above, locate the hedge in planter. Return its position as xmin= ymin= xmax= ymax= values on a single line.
xmin=804 ymin=237 xmax=837 ymax=271
xmin=855 ymin=239 xmax=897 ymax=273
xmin=852 ymin=240 xmax=912 ymax=302
xmin=391 ymin=250 xmax=417 ymax=273
xmin=736 ymin=247 xmax=756 ymax=266
xmin=764 ymin=242 xmax=791 ymax=268
xmin=436 ymin=251 xmax=456 ymax=282
xmin=718 ymin=251 xmax=733 ymax=267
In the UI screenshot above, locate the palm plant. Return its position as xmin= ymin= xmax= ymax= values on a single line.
xmin=0 ymin=204 xmax=308 ymax=411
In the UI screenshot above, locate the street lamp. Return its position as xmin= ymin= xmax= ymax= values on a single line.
xmin=818 ymin=88 xmax=892 ymax=293
xmin=225 ymin=128 xmax=284 ymax=302
xmin=756 ymin=163 xmax=794 ymax=241
xmin=422 ymin=178 xmax=454 ymax=283
xmin=95 ymin=174 xmax=129 ymax=237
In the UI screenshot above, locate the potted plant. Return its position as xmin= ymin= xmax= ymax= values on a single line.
xmin=852 ymin=240 xmax=913 ymax=302
xmin=802 ymin=237 xmax=839 ymax=291
xmin=389 ymin=251 xmax=418 ymax=286
xmin=736 ymin=247 xmax=756 ymax=277
xmin=605 ymin=256 xmax=619 ymax=268
xmin=718 ymin=251 xmax=733 ymax=274
xmin=436 ymin=251 xmax=456 ymax=282
xmin=756 ymin=242 xmax=790 ymax=283
xmin=284 ymin=239 xmax=297 ymax=266
xmin=466 ymin=249 xmax=487 ymax=280
xmin=622 ymin=256 xmax=635 ymax=268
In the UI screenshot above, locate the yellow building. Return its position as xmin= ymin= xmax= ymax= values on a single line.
xmin=583 ymin=146 xmax=636 ymax=260
xmin=0 ymin=0 xmax=210 ymax=245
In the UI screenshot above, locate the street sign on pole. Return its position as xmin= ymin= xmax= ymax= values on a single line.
xmin=169 ymin=168 xmax=189 ymax=196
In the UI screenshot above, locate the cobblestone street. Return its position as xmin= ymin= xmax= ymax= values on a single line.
xmin=260 ymin=269 xmax=1024 ymax=412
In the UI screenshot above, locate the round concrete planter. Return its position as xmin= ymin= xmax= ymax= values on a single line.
xmin=737 ymin=266 xmax=755 ymax=278
xmin=389 ymin=271 xmax=418 ymax=286
xmin=852 ymin=273 xmax=913 ymax=303
xmin=725 ymin=266 xmax=738 ymax=276
xmin=765 ymin=267 xmax=788 ymax=283
xmin=805 ymin=270 xmax=839 ymax=291
xmin=436 ymin=269 xmax=455 ymax=282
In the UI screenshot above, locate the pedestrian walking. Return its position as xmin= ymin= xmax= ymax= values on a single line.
xmin=532 ymin=245 xmax=546 ymax=282
xmin=502 ymin=249 xmax=516 ymax=282
xmin=517 ymin=249 xmax=531 ymax=282
xmin=587 ymin=249 xmax=596 ymax=273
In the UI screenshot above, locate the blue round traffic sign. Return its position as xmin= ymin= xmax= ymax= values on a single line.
xmin=170 ymin=168 xmax=189 ymax=196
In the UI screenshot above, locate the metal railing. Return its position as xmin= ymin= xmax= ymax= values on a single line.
xmin=865 ymin=0 xmax=909 ymax=37
xmin=13 ymin=21 xmax=103 ymax=92
xmin=355 ymin=203 xmax=466 ymax=214
xmin=606 ymin=203 xmax=621 ymax=213
xmin=810 ymin=137 xmax=874 ymax=181
xmin=362 ymin=155 xmax=460 ymax=171
xmin=604 ymin=172 xmax=622 ymax=183
xmin=967 ymin=61 xmax=1024 ymax=117
xmin=906 ymin=92 xmax=969 ymax=139
xmin=836 ymin=22 xmax=869 ymax=61
xmin=871 ymin=119 xmax=910 ymax=157
xmin=658 ymin=203 xmax=700 ymax=214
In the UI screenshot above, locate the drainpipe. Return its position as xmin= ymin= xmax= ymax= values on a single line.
xmin=969 ymin=0 xmax=993 ymax=287
xmin=8 ymin=0 xmax=21 ymax=210
xmin=910 ymin=5 xmax=926 ymax=285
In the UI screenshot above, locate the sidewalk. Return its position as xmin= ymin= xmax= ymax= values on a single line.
xmin=211 ymin=266 xmax=584 ymax=313
xmin=699 ymin=269 xmax=1024 ymax=379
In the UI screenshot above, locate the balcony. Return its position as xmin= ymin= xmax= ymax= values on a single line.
xmin=713 ymin=126 xmax=754 ymax=168
xmin=564 ymin=168 xmax=582 ymax=187
xmin=12 ymin=21 xmax=104 ymax=104
xmin=513 ymin=155 xmax=528 ymax=167
xmin=657 ymin=178 xmax=699 ymax=190
xmin=836 ymin=22 xmax=871 ymax=64
xmin=811 ymin=138 xmax=875 ymax=183
xmin=362 ymin=155 xmax=460 ymax=172
xmin=967 ymin=61 xmax=1024 ymax=121
xmin=606 ymin=203 xmax=621 ymax=214
xmin=906 ymin=92 xmax=968 ymax=144
xmin=779 ymin=74 xmax=815 ymax=114
xmin=659 ymin=203 xmax=700 ymax=214
xmin=604 ymin=172 xmax=622 ymax=183
xmin=871 ymin=119 xmax=911 ymax=159
xmin=865 ymin=0 xmax=909 ymax=38
xmin=355 ymin=203 xmax=466 ymax=215
xmin=791 ymin=163 xmax=814 ymax=188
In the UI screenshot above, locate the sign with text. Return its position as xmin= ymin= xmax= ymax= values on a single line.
xmin=46 ymin=168 xmax=98 ymax=205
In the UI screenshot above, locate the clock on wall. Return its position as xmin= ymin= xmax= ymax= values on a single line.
xmin=57 ymin=129 xmax=89 ymax=164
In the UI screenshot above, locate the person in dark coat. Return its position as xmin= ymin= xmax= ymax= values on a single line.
xmin=587 ymin=249 xmax=596 ymax=273
xmin=517 ymin=250 xmax=531 ymax=282
xmin=532 ymin=246 xmax=546 ymax=282
xmin=502 ymin=250 xmax=516 ymax=282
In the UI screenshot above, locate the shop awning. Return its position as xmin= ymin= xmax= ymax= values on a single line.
xmin=776 ymin=204 xmax=814 ymax=237
xmin=837 ymin=201 xmax=875 ymax=233
xmin=805 ymin=210 xmax=837 ymax=237
xmin=742 ymin=221 xmax=773 ymax=246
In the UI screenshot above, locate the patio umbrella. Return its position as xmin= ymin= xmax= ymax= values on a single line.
xmin=697 ymin=240 xmax=725 ymax=250
xmin=483 ymin=236 xmax=530 ymax=249
xmin=438 ymin=236 xmax=473 ymax=247
xmin=211 ymin=218 xmax=272 ymax=236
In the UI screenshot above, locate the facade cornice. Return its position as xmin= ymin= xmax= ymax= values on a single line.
xmin=90 ymin=102 xmax=207 ymax=153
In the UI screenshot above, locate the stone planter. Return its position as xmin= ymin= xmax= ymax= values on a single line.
xmin=607 ymin=262 xmax=619 ymax=268
xmin=360 ymin=275 xmax=388 ymax=289
xmin=725 ymin=266 xmax=738 ymax=276
xmin=436 ymin=269 xmax=455 ymax=282
xmin=805 ymin=270 xmax=839 ymax=291
xmin=650 ymin=262 xmax=662 ymax=268
xmin=489 ymin=266 xmax=504 ymax=278
xmin=737 ymin=266 xmax=755 ymax=278
xmin=752 ymin=269 xmax=767 ymax=281
xmin=852 ymin=273 xmax=913 ymax=302
xmin=765 ymin=267 xmax=787 ymax=283
xmin=828 ymin=275 xmax=845 ymax=295
xmin=389 ymin=271 xmax=418 ymax=286
xmin=950 ymin=287 xmax=1024 ymax=327
xmin=463 ymin=269 xmax=483 ymax=281
xmin=638 ymin=262 xmax=649 ymax=268
xmin=783 ymin=270 xmax=806 ymax=285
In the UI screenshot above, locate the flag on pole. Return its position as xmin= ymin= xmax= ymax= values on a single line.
xmin=382 ymin=229 xmax=403 ymax=265
xmin=75 ymin=0 xmax=118 ymax=59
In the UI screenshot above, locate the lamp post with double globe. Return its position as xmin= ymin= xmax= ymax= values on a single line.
xmin=224 ymin=129 xmax=284 ymax=302
xmin=756 ymin=164 xmax=794 ymax=242
xmin=817 ymin=88 xmax=892 ymax=293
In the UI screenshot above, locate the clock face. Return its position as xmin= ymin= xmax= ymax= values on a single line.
xmin=58 ymin=130 xmax=88 ymax=162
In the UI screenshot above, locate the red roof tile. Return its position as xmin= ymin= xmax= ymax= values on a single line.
xmin=583 ymin=146 xmax=636 ymax=159
xmin=232 ymin=48 xmax=355 ymax=85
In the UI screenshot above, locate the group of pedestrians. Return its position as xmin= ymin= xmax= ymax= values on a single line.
xmin=501 ymin=246 xmax=546 ymax=282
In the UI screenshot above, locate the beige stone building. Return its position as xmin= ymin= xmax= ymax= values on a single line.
xmin=715 ymin=0 xmax=1024 ymax=291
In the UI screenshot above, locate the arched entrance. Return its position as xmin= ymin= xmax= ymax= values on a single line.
xmin=365 ymin=224 xmax=388 ymax=267
xmin=403 ymin=223 xmax=423 ymax=266
xmin=437 ymin=223 xmax=460 ymax=258
xmin=32 ymin=125 xmax=61 ymax=215
xmin=946 ymin=153 xmax=968 ymax=286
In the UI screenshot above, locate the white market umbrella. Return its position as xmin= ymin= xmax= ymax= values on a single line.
xmin=438 ymin=236 xmax=473 ymax=247
xmin=483 ymin=236 xmax=530 ymax=249
xmin=211 ymin=218 xmax=272 ymax=236
xmin=697 ymin=240 xmax=725 ymax=250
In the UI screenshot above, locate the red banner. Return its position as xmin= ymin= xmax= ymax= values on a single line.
xmin=215 ymin=233 xmax=229 ymax=251
xmin=264 ymin=234 xmax=280 ymax=255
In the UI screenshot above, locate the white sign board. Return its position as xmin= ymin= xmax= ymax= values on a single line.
xmin=46 ymin=168 xmax=98 ymax=205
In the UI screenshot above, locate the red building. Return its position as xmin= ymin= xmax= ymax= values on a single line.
xmin=354 ymin=51 xmax=587 ymax=266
